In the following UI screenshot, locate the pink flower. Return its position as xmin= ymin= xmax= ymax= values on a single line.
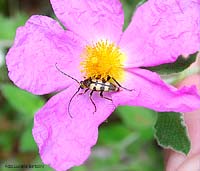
xmin=6 ymin=0 xmax=200 ymax=170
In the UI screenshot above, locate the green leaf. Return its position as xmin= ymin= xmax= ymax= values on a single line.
xmin=154 ymin=112 xmax=190 ymax=154
xmin=116 ymin=106 xmax=156 ymax=140
xmin=20 ymin=120 xmax=38 ymax=152
xmin=142 ymin=52 xmax=198 ymax=75
xmin=1 ymin=84 xmax=45 ymax=118
xmin=121 ymin=0 xmax=147 ymax=30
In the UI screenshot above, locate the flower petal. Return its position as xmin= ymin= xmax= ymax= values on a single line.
xmin=112 ymin=69 xmax=200 ymax=112
xmin=32 ymin=85 xmax=115 ymax=171
xmin=120 ymin=0 xmax=200 ymax=68
xmin=50 ymin=0 xmax=124 ymax=43
xmin=6 ymin=15 xmax=84 ymax=95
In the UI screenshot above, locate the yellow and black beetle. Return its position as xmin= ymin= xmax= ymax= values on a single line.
xmin=55 ymin=63 xmax=133 ymax=118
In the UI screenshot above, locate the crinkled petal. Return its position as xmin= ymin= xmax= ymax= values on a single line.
xmin=32 ymin=85 xmax=115 ymax=171
xmin=112 ymin=69 xmax=200 ymax=112
xmin=50 ymin=0 xmax=124 ymax=43
xmin=6 ymin=15 xmax=84 ymax=95
xmin=120 ymin=0 xmax=200 ymax=68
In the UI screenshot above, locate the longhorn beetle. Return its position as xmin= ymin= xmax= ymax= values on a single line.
xmin=55 ymin=63 xmax=133 ymax=118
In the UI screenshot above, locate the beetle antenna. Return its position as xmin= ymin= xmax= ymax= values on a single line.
xmin=55 ymin=63 xmax=80 ymax=84
xmin=68 ymin=86 xmax=81 ymax=118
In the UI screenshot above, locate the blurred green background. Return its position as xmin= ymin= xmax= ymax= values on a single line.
xmin=0 ymin=0 xmax=163 ymax=170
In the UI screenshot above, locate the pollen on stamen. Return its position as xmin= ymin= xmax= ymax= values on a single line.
xmin=80 ymin=40 xmax=126 ymax=82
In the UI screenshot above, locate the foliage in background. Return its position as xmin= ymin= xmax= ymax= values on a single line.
xmin=0 ymin=1 xmax=164 ymax=170
xmin=0 ymin=0 xmax=7 ymax=15
xmin=121 ymin=0 xmax=146 ymax=29
xmin=142 ymin=52 xmax=198 ymax=75
xmin=0 ymin=0 xmax=197 ymax=170
xmin=0 ymin=14 xmax=28 ymax=40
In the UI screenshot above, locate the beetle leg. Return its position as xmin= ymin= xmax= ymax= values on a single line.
xmin=106 ymin=75 xmax=111 ymax=81
xmin=111 ymin=77 xmax=134 ymax=91
xmin=100 ymin=91 xmax=112 ymax=101
xmin=78 ymin=88 xmax=89 ymax=95
xmin=89 ymin=90 xmax=97 ymax=114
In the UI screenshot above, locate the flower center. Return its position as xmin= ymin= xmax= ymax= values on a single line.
xmin=81 ymin=40 xmax=126 ymax=82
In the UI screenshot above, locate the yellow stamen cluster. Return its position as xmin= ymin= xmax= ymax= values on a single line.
xmin=81 ymin=40 xmax=125 ymax=82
